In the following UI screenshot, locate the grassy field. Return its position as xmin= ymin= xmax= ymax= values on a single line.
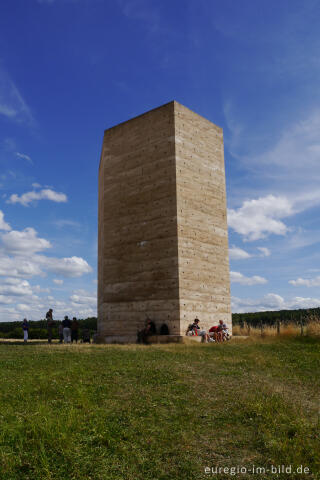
xmin=0 ymin=338 xmax=319 ymax=480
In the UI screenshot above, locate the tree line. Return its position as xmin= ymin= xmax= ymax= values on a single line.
xmin=0 ymin=317 xmax=97 ymax=339
xmin=232 ymin=307 xmax=320 ymax=328
xmin=0 ymin=308 xmax=319 ymax=338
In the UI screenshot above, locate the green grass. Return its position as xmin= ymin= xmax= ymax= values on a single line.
xmin=0 ymin=338 xmax=319 ymax=480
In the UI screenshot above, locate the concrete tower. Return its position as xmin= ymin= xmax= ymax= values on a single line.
xmin=98 ymin=101 xmax=231 ymax=342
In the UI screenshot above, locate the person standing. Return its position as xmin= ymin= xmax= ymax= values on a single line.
xmin=46 ymin=308 xmax=54 ymax=344
xmin=71 ymin=317 xmax=79 ymax=343
xmin=22 ymin=318 xmax=29 ymax=343
xmin=62 ymin=315 xmax=72 ymax=343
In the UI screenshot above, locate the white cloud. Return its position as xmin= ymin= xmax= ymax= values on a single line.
xmin=1 ymin=228 xmax=51 ymax=255
xmin=0 ymin=255 xmax=43 ymax=277
xmin=0 ymin=252 xmax=92 ymax=280
xmin=289 ymin=276 xmax=320 ymax=287
xmin=32 ymin=183 xmax=41 ymax=189
xmin=257 ymin=247 xmax=271 ymax=257
xmin=38 ymin=256 xmax=92 ymax=277
xmin=7 ymin=188 xmax=67 ymax=206
xmin=232 ymin=293 xmax=320 ymax=313
xmin=0 ymin=278 xmax=33 ymax=296
xmin=0 ymin=211 xmax=11 ymax=231
xmin=17 ymin=303 xmax=33 ymax=312
xmin=0 ymin=210 xmax=93 ymax=320
xmin=2 ymin=277 xmax=25 ymax=285
xmin=70 ymin=289 xmax=97 ymax=306
xmin=0 ymin=68 xmax=34 ymax=125
xmin=228 ymin=195 xmax=293 ymax=241
xmin=0 ymin=295 xmax=13 ymax=305
xmin=33 ymin=285 xmax=50 ymax=293
xmin=0 ymin=306 xmax=20 ymax=321
xmin=230 ymin=271 xmax=267 ymax=286
xmin=229 ymin=246 xmax=251 ymax=260
xmin=16 ymin=152 xmax=33 ymax=165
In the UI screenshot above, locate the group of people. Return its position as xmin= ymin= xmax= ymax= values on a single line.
xmin=186 ymin=318 xmax=230 ymax=342
xmin=135 ymin=317 xmax=230 ymax=344
xmin=22 ymin=309 xmax=91 ymax=344
xmin=47 ymin=309 xmax=83 ymax=344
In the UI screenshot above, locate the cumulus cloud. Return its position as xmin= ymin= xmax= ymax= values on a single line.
xmin=1 ymin=228 xmax=51 ymax=255
xmin=7 ymin=188 xmax=67 ymax=206
xmin=0 ymin=255 xmax=43 ymax=277
xmin=0 ymin=252 xmax=92 ymax=280
xmin=257 ymin=247 xmax=271 ymax=257
xmin=0 ymin=211 xmax=11 ymax=231
xmin=289 ymin=276 xmax=320 ymax=287
xmin=229 ymin=246 xmax=251 ymax=260
xmin=0 ymin=210 xmax=94 ymax=320
xmin=70 ymin=289 xmax=97 ymax=306
xmin=0 ymin=278 xmax=33 ymax=296
xmin=229 ymin=246 xmax=272 ymax=260
xmin=38 ymin=256 xmax=92 ymax=277
xmin=0 ymin=295 xmax=13 ymax=305
xmin=228 ymin=195 xmax=293 ymax=241
xmin=33 ymin=285 xmax=50 ymax=293
xmin=230 ymin=271 xmax=267 ymax=286
xmin=16 ymin=152 xmax=33 ymax=165
xmin=0 ymin=221 xmax=92 ymax=281
xmin=232 ymin=293 xmax=320 ymax=313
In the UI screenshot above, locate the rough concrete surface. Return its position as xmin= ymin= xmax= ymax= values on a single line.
xmin=98 ymin=101 xmax=231 ymax=342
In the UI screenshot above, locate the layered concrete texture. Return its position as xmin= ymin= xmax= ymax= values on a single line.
xmin=98 ymin=101 xmax=231 ymax=343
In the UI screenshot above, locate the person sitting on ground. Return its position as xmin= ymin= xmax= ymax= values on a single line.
xmin=209 ymin=320 xmax=230 ymax=342
xmin=186 ymin=323 xmax=196 ymax=336
xmin=137 ymin=318 xmax=156 ymax=344
xmin=209 ymin=325 xmax=221 ymax=342
xmin=218 ymin=320 xmax=230 ymax=341
xmin=22 ymin=318 xmax=29 ymax=344
xmin=191 ymin=318 xmax=209 ymax=342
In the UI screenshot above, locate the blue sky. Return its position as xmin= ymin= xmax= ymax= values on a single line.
xmin=0 ymin=0 xmax=320 ymax=321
